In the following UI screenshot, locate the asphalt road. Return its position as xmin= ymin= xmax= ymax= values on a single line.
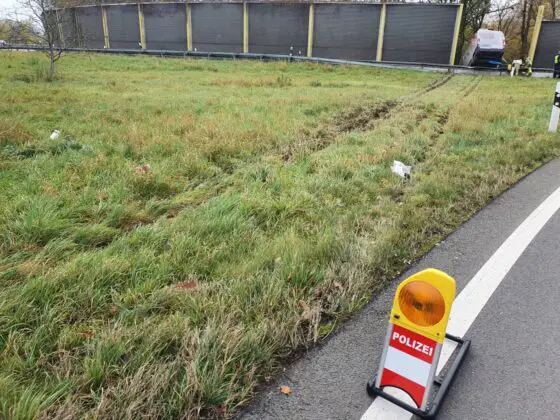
xmin=241 ymin=158 xmax=560 ymax=420
xmin=438 ymin=209 xmax=560 ymax=419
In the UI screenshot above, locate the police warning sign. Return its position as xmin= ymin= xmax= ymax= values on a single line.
xmin=377 ymin=324 xmax=439 ymax=408
xmin=373 ymin=269 xmax=456 ymax=410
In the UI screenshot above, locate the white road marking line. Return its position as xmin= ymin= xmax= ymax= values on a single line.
xmin=361 ymin=184 xmax=560 ymax=420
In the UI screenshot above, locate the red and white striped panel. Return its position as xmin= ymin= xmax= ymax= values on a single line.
xmin=378 ymin=324 xmax=438 ymax=408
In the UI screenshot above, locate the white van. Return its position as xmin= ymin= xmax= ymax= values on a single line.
xmin=462 ymin=29 xmax=505 ymax=67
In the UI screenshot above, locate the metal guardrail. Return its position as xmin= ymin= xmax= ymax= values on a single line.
xmin=1 ymin=44 xmax=554 ymax=74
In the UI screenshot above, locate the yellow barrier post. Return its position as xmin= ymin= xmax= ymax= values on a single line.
xmin=186 ymin=3 xmax=193 ymax=51
xmin=449 ymin=3 xmax=463 ymax=65
xmin=243 ymin=2 xmax=249 ymax=53
xmin=138 ymin=4 xmax=146 ymax=49
xmin=101 ymin=6 xmax=110 ymax=49
xmin=528 ymin=5 xmax=545 ymax=63
xmin=307 ymin=2 xmax=314 ymax=58
xmin=376 ymin=3 xmax=386 ymax=62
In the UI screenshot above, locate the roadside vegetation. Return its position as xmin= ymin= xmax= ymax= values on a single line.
xmin=0 ymin=52 xmax=559 ymax=419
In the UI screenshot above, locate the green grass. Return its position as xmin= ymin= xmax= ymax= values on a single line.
xmin=0 ymin=52 xmax=559 ymax=419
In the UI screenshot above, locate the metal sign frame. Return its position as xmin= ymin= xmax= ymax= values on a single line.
xmin=367 ymin=333 xmax=470 ymax=419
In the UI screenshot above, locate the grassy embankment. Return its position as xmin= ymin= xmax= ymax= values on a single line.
xmin=0 ymin=53 xmax=559 ymax=418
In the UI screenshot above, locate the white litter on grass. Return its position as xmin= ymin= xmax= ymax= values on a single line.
xmin=391 ymin=160 xmax=411 ymax=178
xmin=50 ymin=129 xmax=60 ymax=140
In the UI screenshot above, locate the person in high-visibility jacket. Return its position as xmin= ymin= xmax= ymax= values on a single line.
xmin=554 ymin=51 xmax=560 ymax=78
xmin=525 ymin=58 xmax=533 ymax=77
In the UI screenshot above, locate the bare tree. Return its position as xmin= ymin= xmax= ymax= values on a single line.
xmin=489 ymin=0 xmax=518 ymax=32
xmin=518 ymin=0 xmax=534 ymax=57
xmin=549 ymin=0 xmax=557 ymax=18
xmin=14 ymin=0 xmax=68 ymax=81
xmin=1 ymin=17 xmax=38 ymax=44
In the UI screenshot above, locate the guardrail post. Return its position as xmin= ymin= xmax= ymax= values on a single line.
xmin=549 ymin=82 xmax=560 ymax=132
xmin=243 ymin=2 xmax=249 ymax=53
xmin=138 ymin=4 xmax=146 ymax=49
xmin=449 ymin=3 xmax=463 ymax=65
xmin=186 ymin=3 xmax=193 ymax=51
xmin=376 ymin=3 xmax=386 ymax=62
xmin=101 ymin=6 xmax=110 ymax=49
xmin=307 ymin=2 xmax=314 ymax=58
xmin=528 ymin=5 xmax=544 ymax=63
xmin=55 ymin=9 xmax=64 ymax=46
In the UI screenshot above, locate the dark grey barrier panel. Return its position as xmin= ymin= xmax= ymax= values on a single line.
xmin=313 ymin=4 xmax=380 ymax=61
xmin=533 ymin=21 xmax=560 ymax=69
xmin=75 ymin=6 xmax=104 ymax=49
xmin=107 ymin=5 xmax=140 ymax=49
xmin=383 ymin=4 xmax=456 ymax=64
xmin=59 ymin=8 xmax=79 ymax=48
xmin=192 ymin=3 xmax=243 ymax=53
xmin=144 ymin=3 xmax=186 ymax=51
xmin=249 ymin=3 xmax=308 ymax=55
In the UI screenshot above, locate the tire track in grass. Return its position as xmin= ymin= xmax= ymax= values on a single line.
xmin=461 ymin=75 xmax=482 ymax=98
xmin=418 ymin=73 xmax=455 ymax=95
xmin=286 ymin=73 xmax=458 ymax=158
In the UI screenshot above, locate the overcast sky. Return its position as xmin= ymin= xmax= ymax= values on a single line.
xmin=0 ymin=0 xmax=19 ymax=18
